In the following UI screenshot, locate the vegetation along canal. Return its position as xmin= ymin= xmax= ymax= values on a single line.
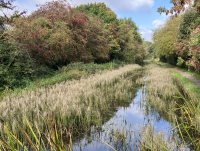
xmin=0 ymin=63 xmax=199 ymax=151
xmin=71 ymin=63 xmax=198 ymax=151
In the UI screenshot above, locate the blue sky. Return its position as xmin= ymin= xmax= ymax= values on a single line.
xmin=0 ymin=0 xmax=177 ymax=42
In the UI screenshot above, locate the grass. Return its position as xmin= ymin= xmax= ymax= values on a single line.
xmin=154 ymin=61 xmax=200 ymax=100
xmin=171 ymin=70 xmax=200 ymax=99
xmin=0 ymin=112 xmax=73 ymax=151
xmin=156 ymin=61 xmax=200 ymax=82
xmin=0 ymin=63 xmax=142 ymax=150
xmin=0 ymin=60 xmax=127 ymax=100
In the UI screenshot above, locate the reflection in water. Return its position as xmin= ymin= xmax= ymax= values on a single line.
xmin=72 ymin=87 xmax=177 ymax=151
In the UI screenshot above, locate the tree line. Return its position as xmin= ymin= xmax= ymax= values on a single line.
xmin=152 ymin=4 xmax=200 ymax=73
xmin=153 ymin=0 xmax=200 ymax=73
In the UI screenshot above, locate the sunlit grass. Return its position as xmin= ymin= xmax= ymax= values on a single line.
xmin=0 ymin=64 xmax=142 ymax=150
xmin=0 ymin=61 xmax=127 ymax=100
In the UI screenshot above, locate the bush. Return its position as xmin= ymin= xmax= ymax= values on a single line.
xmin=159 ymin=56 xmax=167 ymax=63
xmin=5 ymin=0 xmax=112 ymax=68
xmin=0 ymin=38 xmax=36 ymax=91
xmin=166 ymin=54 xmax=178 ymax=65
xmin=0 ymin=37 xmax=58 ymax=92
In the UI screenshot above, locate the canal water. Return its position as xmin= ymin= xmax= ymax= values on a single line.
xmin=72 ymin=84 xmax=178 ymax=151
xmin=21 ymin=69 xmax=192 ymax=151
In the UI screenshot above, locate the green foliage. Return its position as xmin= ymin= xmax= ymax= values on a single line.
xmin=159 ymin=56 xmax=167 ymax=63
xmin=177 ymin=57 xmax=185 ymax=67
xmin=0 ymin=37 xmax=58 ymax=93
xmin=152 ymin=15 xmax=181 ymax=64
xmin=118 ymin=17 xmax=143 ymax=43
xmin=177 ymin=7 xmax=200 ymax=41
xmin=166 ymin=54 xmax=178 ymax=65
xmin=75 ymin=2 xmax=119 ymax=27
xmin=157 ymin=6 xmax=167 ymax=15
xmin=75 ymin=3 xmax=144 ymax=62
xmin=6 ymin=0 xmax=113 ymax=66
xmin=143 ymin=41 xmax=154 ymax=59
xmin=0 ymin=38 xmax=36 ymax=92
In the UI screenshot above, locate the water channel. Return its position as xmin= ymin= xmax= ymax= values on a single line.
xmin=21 ymin=67 xmax=194 ymax=151
xmin=71 ymin=70 xmax=190 ymax=151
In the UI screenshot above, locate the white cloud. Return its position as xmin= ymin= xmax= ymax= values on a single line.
xmin=130 ymin=0 xmax=154 ymax=12
xmin=0 ymin=0 xmax=155 ymax=19
xmin=152 ymin=20 xmax=164 ymax=29
xmin=139 ymin=26 xmax=153 ymax=42
xmin=72 ymin=0 xmax=155 ymax=12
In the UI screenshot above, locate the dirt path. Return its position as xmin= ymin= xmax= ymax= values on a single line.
xmin=163 ymin=64 xmax=200 ymax=88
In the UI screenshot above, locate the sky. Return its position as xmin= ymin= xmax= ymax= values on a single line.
xmin=0 ymin=0 xmax=179 ymax=42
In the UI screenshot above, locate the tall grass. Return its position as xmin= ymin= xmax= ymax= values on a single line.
xmin=0 ymin=60 xmax=127 ymax=100
xmin=0 ymin=64 xmax=142 ymax=150
xmin=0 ymin=112 xmax=73 ymax=151
xmin=104 ymin=63 xmax=200 ymax=150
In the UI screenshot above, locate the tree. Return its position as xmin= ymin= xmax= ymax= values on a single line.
xmin=118 ymin=17 xmax=143 ymax=43
xmin=157 ymin=0 xmax=200 ymax=18
xmin=6 ymin=0 xmax=114 ymax=66
xmin=75 ymin=2 xmax=119 ymax=28
xmin=0 ymin=0 xmax=27 ymax=38
xmin=152 ymin=15 xmax=181 ymax=65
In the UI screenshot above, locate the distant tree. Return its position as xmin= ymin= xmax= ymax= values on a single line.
xmin=118 ymin=17 xmax=143 ymax=43
xmin=75 ymin=2 xmax=119 ymax=28
xmin=152 ymin=15 xmax=181 ymax=64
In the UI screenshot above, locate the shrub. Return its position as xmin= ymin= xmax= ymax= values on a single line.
xmin=0 ymin=38 xmax=36 ymax=91
xmin=177 ymin=57 xmax=185 ymax=67
xmin=5 ymin=0 xmax=112 ymax=68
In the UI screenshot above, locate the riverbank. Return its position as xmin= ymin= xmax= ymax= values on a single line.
xmin=0 ymin=61 xmax=127 ymax=100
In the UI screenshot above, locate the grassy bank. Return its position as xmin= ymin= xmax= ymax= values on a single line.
xmin=154 ymin=61 xmax=200 ymax=101
xmin=0 ymin=60 xmax=127 ymax=100
xmin=171 ymin=71 xmax=200 ymax=99
xmin=156 ymin=61 xmax=200 ymax=83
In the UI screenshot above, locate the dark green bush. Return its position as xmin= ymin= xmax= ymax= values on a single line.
xmin=166 ymin=54 xmax=178 ymax=65
xmin=0 ymin=38 xmax=56 ymax=92
xmin=0 ymin=39 xmax=35 ymax=91
xmin=160 ymin=56 xmax=167 ymax=63
xmin=58 ymin=60 xmax=126 ymax=75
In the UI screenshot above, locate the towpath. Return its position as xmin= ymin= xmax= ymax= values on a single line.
xmin=162 ymin=63 xmax=200 ymax=88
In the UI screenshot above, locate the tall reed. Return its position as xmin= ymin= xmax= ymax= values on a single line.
xmin=0 ymin=64 xmax=142 ymax=149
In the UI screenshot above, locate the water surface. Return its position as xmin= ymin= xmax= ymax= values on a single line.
xmin=72 ymin=86 xmax=176 ymax=151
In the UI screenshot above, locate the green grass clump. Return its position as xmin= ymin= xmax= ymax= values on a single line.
xmin=0 ymin=112 xmax=73 ymax=151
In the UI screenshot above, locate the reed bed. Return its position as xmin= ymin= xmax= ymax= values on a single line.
xmin=136 ymin=64 xmax=180 ymax=119
xmin=0 ymin=64 xmax=142 ymax=149
xmin=135 ymin=63 xmax=196 ymax=150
